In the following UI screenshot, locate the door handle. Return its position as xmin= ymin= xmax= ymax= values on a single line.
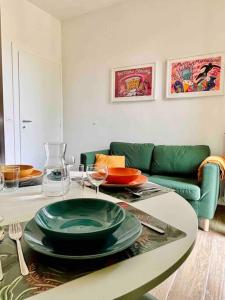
xmin=22 ymin=120 xmax=32 ymax=123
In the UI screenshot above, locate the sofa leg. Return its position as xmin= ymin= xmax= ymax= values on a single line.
xmin=199 ymin=218 xmax=210 ymax=232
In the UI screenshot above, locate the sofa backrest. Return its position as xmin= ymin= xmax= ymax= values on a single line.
xmin=110 ymin=142 xmax=154 ymax=172
xmin=150 ymin=145 xmax=210 ymax=176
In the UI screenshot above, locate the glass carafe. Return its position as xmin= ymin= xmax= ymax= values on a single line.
xmin=42 ymin=143 xmax=70 ymax=197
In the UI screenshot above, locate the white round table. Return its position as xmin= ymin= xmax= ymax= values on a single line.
xmin=0 ymin=184 xmax=198 ymax=300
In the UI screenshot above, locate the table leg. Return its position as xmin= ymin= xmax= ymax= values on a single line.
xmin=137 ymin=293 xmax=158 ymax=300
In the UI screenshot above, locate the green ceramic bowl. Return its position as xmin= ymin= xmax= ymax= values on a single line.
xmin=34 ymin=198 xmax=126 ymax=241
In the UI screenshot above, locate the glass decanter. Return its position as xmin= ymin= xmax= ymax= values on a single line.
xmin=42 ymin=142 xmax=70 ymax=197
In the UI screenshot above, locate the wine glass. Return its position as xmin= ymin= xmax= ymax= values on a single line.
xmin=86 ymin=164 xmax=108 ymax=195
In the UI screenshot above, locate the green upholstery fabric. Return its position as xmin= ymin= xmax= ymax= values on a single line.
xmin=151 ymin=145 xmax=210 ymax=176
xmin=150 ymin=163 xmax=220 ymax=219
xmin=80 ymin=149 xmax=110 ymax=169
xmin=199 ymin=163 xmax=220 ymax=219
xmin=110 ymin=142 xmax=154 ymax=172
xmin=150 ymin=175 xmax=201 ymax=201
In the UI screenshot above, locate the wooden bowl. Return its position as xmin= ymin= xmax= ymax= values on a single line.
xmin=1 ymin=165 xmax=34 ymax=180
xmin=107 ymin=167 xmax=141 ymax=184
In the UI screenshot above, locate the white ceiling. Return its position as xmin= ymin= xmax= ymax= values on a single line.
xmin=27 ymin=0 xmax=127 ymax=20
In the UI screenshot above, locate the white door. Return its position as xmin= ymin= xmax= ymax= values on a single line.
xmin=16 ymin=50 xmax=62 ymax=169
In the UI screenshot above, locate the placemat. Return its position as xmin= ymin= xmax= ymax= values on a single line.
xmin=99 ymin=182 xmax=173 ymax=202
xmin=19 ymin=177 xmax=42 ymax=188
xmin=0 ymin=203 xmax=186 ymax=300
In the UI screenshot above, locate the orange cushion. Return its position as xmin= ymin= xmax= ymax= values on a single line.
xmin=95 ymin=154 xmax=125 ymax=168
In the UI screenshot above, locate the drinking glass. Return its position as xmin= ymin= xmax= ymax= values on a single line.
xmin=2 ymin=166 xmax=20 ymax=191
xmin=68 ymin=164 xmax=85 ymax=188
xmin=86 ymin=164 xmax=108 ymax=195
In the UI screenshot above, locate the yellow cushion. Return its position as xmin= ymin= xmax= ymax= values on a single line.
xmin=95 ymin=154 xmax=125 ymax=168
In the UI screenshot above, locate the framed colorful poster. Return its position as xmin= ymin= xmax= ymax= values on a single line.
xmin=166 ymin=53 xmax=224 ymax=98
xmin=111 ymin=63 xmax=156 ymax=102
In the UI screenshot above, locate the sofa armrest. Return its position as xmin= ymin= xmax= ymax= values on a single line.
xmin=200 ymin=163 xmax=220 ymax=219
xmin=80 ymin=149 xmax=110 ymax=169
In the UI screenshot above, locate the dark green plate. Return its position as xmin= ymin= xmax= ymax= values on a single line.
xmin=34 ymin=198 xmax=126 ymax=241
xmin=24 ymin=211 xmax=142 ymax=260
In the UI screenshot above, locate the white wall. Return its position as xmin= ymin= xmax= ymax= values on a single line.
xmin=62 ymin=0 xmax=225 ymax=162
xmin=1 ymin=0 xmax=62 ymax=163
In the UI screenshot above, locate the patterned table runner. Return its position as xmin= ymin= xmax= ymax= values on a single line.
xmin=0 ymin=203 xmax=186 ymax=300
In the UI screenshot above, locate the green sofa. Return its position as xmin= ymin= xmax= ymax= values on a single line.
xmin=81 ymin=142 xmax=220 ymax=231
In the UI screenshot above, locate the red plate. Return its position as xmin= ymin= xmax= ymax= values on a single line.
xmin=102 ymin=174 xmax=148 ymax=188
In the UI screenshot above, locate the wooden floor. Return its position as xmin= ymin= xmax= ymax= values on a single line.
xmin=149 ymin=205 xmax=225 ymax=300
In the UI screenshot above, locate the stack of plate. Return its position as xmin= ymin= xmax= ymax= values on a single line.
xmin=1 ymin=164 xmax=42 ymax=183
xmin=103 ymin=167 xmax=148 ymax=188
xmin=24 ymin=198 xmax=142 ymax=260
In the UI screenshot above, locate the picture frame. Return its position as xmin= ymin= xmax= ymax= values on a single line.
xmin=111 ymin=63 xmax=156 ymax=102
xmin=166 ymin=53 xmax=225 ymax=98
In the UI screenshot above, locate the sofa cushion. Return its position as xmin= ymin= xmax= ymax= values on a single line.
xmin=110 ymin=142 xmax=154 ymax=172
xmin=95 ymin=154 xmax=125 ymax=168
xmin=150 ymin=145 xmax=210 ymax=176
xmin=150 ymin=175 xmax=201 ymax=201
